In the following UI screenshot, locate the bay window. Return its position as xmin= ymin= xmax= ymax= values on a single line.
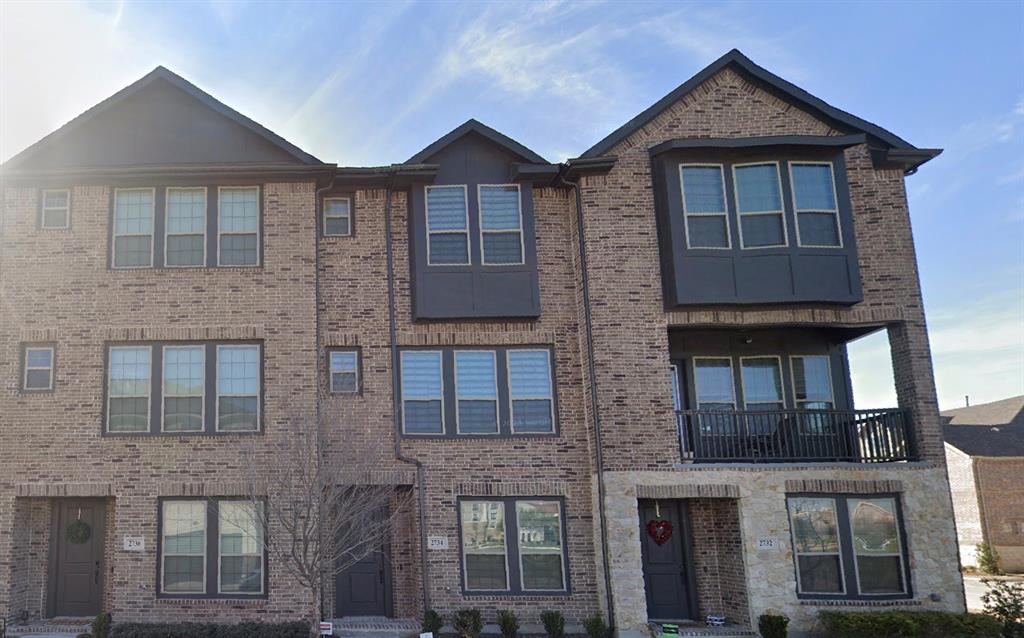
xmin=478 ymin=185 xmax=523 ymax=264
xmin=733 ymin=163 xmax=786 ymax=248
xmin=680 ymin=165 xmax=730 ymax=249
xmin=425 ymin=185 xmax=470 ymax=265
xmin=791 ymin=163 xmax=842 ymax=247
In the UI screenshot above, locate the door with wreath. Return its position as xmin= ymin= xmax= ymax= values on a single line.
xmin=638 ymin=499 xmax=696 ymax=621
xmin=50 ymin=499 xmax=106 ymax=617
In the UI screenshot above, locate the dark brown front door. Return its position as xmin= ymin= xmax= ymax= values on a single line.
xmin=51 ymin=499 xmax=106 ymax=617
xmin=639 ymin=499 xmax=696 ymax=621
xmin=335 ymin=547 xmax=390 ymax=617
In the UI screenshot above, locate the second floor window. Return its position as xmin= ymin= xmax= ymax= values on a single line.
xmin=22 ymin=345 xmax=55 ymax=391
xmin=41 ymin=189 xmax=71 ymax=229
xmin=426 ymin=185 xmax=470 ymax=265
xmin=218 ymin=187 xmax=260 ymax=266
xmin=323 ymin=197 xmax=352 ymax=236
xmin=479 ymin=185 xmax=523 ymax=264
xmin=113 ymin=188 xmax=155 ymax=268
xmin=166 ymin=188 xmax=206 ymax=267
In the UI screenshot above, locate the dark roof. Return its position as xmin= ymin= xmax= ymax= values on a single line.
xmin=3 ymin=66 xmax=324 ymax=169
xmin=942 ymin=396 xmax=1024 ymax=457
xmin=405 ymin=119 xmax=548 ymax=165
xmin=579 ymin=48 xmax=939 ymax=166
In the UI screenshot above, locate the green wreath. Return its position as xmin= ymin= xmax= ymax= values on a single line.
xmin=66 ymin=519 xmax=92 ymax=544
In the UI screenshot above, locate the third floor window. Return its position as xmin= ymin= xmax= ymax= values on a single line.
xmin=425 ymin=184 xmax=523 ymax=266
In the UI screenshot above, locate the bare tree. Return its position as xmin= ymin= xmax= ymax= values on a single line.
xmin=223 ymin=423 xmax=414 ymax=633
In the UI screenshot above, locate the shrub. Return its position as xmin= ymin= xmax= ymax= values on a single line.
xmin=540 ymin=610 xmax=565 ymax=638
xmin=76 ymin=634 xmax=92 ymax=638
xmin=422 ymin=610 xmax=445 ymax=636
xmin=92 ymin=613 xmax=111 ymax=638
xmin=582 ymin=613 xmax=611 ymax=638
xmin=758 ymin=613 xmax=788 ymax=638
xmin=979 ymin=543 xmax=1002 ymax=575
xmin=981 ymin=578 xmax=1024 ymax=638
xmin=452 ymin=609 xmax=483 ymax=638
xmin=110 ymin=621 xmax=309 ymax=638
xmin=817 ymin=610 xmax=1002 ymax=637
xmin=497 ymin=610 xmax=519 ymax=638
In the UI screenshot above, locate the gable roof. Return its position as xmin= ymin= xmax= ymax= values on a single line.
xmin=3 ymin=66 xmax=323 ymax=170
xmin=405 ymin=119 xmax=548 ymax=165
xmin=943 ymin=396 xmax=1024 ymax=457
xmin=580 ymin=49 xmax=934 ymax=162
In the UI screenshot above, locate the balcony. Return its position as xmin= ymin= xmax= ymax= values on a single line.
xmin=676 ymin=408 xmax=913 ymax=463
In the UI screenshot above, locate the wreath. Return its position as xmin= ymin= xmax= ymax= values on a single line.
xmin=646 ymin=519 xmax=674 ymax=545
xmin=66 ymin=519 xmax=92 ymax=544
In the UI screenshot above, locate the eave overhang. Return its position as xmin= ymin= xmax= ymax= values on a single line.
xmin=558 ymin=156 xmax=618 ymax=184
xmin=0 ymin=162 xmax=338 ymax=187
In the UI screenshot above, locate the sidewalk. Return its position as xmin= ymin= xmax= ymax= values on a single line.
xmin=963 ymin=574 xmax=1024 ymax=611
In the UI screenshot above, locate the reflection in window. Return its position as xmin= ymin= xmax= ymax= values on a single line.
xmin=163 ymin=346 xmax=204 ymax=432
xmin=516 ymin=500 xmax=565 ymax=590
xmin=108 ymin=347 xmax=151 ymax=432
xmin=217 ymin=345 xmax=260 ymax=431
xmin=849 ymin=498 xmax=905 ymax=594
xmin=789 ymin=497 xmax=844 ymax=594
xmin=218 ymin=502 xmax=264 ymax=594
xmin=162 ymin=501 xmax=206 ymax=594
xmin=461 ymin=501 xmax=508 ymax=590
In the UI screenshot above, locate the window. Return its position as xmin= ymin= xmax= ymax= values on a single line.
xmin=792 ymin=356 xmax=834 ymax=410
xmin=693 ymin=357 xmax=736 ymax=411
xmin=113 ymin=188 xmax=155 ymax=268
xmin=22 ymin=346 xmax=54 ymax=391
xmin=733 ymin=163 xmax=786 ymax=248
xmin=507 ymin=350 xmax=554 ymax=433
xmin=105 ymin=342 xmax=261 ymax=435
xmin=324 ymin=197 xmax=352 ymax=236
xmin=680 ymin=165 xmax=730 ymax=249
xmin=455 ymin=351 xmax=498 ymax=434
xmin=740 ymin=356 xmax=784 ymax=411
xmin=108 ymin=346 xmax=152 ymax=432
xmin=788 ymin=495 xmax=909 ymax=599
xmin=165 ymin=188 xmax=206 ymax=267
xmin=160 ymin=499 xmax=264 ymax=597
xmin=478 ymin=185 xmax=523 ymax=264
xmin=329 ymin=349 xmax=359 ymax=394
xmin=218 ymin=187 xmax=259 ymax=266
xmin=41 ymin=189 xmax=70 ymax=229
xmin=217 ymin=345 xmax=260 ymax=432
xmin=426 ymin=185 xmax=470 ymax=265
xmin=791 ymin=163 xmax=841 ymax=248
xmin=163 ymin=346 xmax=204 ymax=432
xmin=401 ymin=351 xmax=445 ymax=434
xmin=459 ymin=497 xmax=568 ymax=594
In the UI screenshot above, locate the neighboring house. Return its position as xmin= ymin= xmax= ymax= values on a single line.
xmin=944 ymin=396 xmax=1024 ymax=572
xmin=0 ymin=49 xmax=964 ymax=636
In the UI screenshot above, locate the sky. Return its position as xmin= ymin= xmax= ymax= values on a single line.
xmin=1 ymin=0 xmax=1021 ymax=411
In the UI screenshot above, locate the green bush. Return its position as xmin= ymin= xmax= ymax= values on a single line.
xmin=110 ymin=621 xmax=309 ymax=638
xmin=422 ymin=609 xmax=445 ymax=636
xmin=817 ymin=610 xmax=1002 ymax=637
xmin=540 ymin=610 xmax=565 ymax=638
xmin=981 ymin=578 xmax=1024 ymax=638
xmin=582 ymin=613 xmax=611 ymax=638
xmin=75 ymin=634 xmax=92 ymax=638
xmin=452 ymin=609 xmax=483 ymax=638
xmin=979 ymin=543 xmax=1002 ymax=575
xmin=758 ymin=613 xmax=788 ymax=638
xmin=497 ymin=610 xmax=519 ymax=638
xmin=92 ymin=613 xmax=111 ymax=638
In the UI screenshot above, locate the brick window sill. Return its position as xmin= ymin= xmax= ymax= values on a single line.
xmin=799 ymin=598 xmax=922 ymax=607
xmin=155 ymin=597 xmax=267 ymax=606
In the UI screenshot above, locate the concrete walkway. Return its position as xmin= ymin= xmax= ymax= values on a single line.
xmin=964 ymin=574 xmax=1024 ymax=611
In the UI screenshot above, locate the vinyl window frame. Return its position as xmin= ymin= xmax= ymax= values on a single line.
xmin=323 ymin=196 xmax=353 ymax=237
xmin=328 ymin=348 xmax=360 ymax=395
xmin=215 ymin=344 xmax=262 ymax=433
xmin=161 ymin=345 xmax=206 ymax=433
xmin=106 ymin=345 xmax=153 ymax=433
xmin=738 ymin=355 xmax=786 ymax=410
xmin=790 ymin=355 xmax=835 ymax=410
xmin=789 ymin=161 xmax=844 ymax=248
xmin=111 ymin=187 xmax=157 ymax=269
xmin=216 ymin=185 xmax=261 ymax=267
xmin=678 ymin=163 xmax=732 ymax=250
xmin=846 ymin=496 xmax=909 ymax=597
xmin=163 ymin=187 xmax=208 ymax=268
xmin=21 ymin=345 xmax=55 ymax=392
xmin=40 ymin=188 xmax=71 ymax=230
xmin=477 ymin=183 xmax=525 ymax=266
xmin=425 ymin=184 xmax=471 ymax=266
xmin=731 ymin=161 xmax=789 ymax=249
xmin=691 ymin=356 xmax=737 ymax=410
xmin=515 ymin=499 xmax=568 ymax=593
xmin=454 ymin=349 xmax=500 ymax=435
xmin=787 ymin=496 xmax=847 ymax=596
xmin=400 ymin=349 xmax=446 ymax=436
xmin=506 ymin=348 xmax=556 ymax=435
xmin=160 ymin=500 xmax=207 ymax=595
xmin=217 ymin=500 xmax=266 ymax=595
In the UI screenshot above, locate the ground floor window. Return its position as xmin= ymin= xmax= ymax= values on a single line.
xmin=787 ymin=494 xmax=909 ymax=599
xmin=160 ymin=499 xmax=264 ymax=597
xmin=458 ymin=497 xmax=568 ymax=594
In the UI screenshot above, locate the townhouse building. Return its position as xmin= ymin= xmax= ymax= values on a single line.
xmin=0 ymin=50 xmax=964 ymax=636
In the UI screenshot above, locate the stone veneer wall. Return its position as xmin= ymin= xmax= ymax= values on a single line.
xmin=602 ymin=464 xmax=964 ymax=637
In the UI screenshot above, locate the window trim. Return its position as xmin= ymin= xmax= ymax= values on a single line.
xmin=787 ymin=496 xmax=847 ymax=596
xmin=160 ymin=500 xmax=207 ymax=595
xmin=477 ymin=183 xmax=525 ymax=266
xmin=425 ymin=184 xmax=471 ymax=266
xmin=789 ymin=161 xmax=843 ymax=249
xmin=460 ymin=499 xmax=511 ymax=592
xmin=323 ymin=196 xmax=353 ymax=237
xmin=400 ymin=350 xmax=446 ymax=436
xmin=328 ymin=347 xmax=361 ymax=395
xmin=454 ymin=349 xmax=500 ymax=436
xmin=163 ymin=187 xmax=208 ymax=268
xmin=215 ymin=344 xmax=262 ymax=433
xmin=161 ymin=345 xmax=206 ymax=434
xmin=515 ymin=499 xmax=568 ymax=593
xmin=506 ymin=348 xmax=556 ymax=435
xmin=790 ymin=354 xmax=835 ymax=410
xmin=112 ymin=187 xmax=156 ymax=269
xmin=679 ymin=163 xmax=732 ymax=250
xmin=22 ymin=345 xmax=55 ymax=392
xmin=738 ymin=355 xmax=785 ymax=410
xmin=731 ymin=161 xmax=789 ymax=250
xmin=216 ymin=185 xmax=261 ymax=268
xmin=40 ymin=188 xmax=71 ymax=230
xmin=106 ymin=345 xmax=153 ymax=434
xmin=216 ymin=500 xmax=266 ymax=595
xmin=692 ymin=356 xmax=737 ymax=410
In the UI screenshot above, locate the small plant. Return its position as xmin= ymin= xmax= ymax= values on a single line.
xmin=497 ymin=610 xmax=519 ymax=638
xmin=978 ymin=543 xmax=1002 ymax=575
xmin=92 ymin=613 xmax=111 ymax=638
xmin=422 ymin=610 xmax=445 ymax=636
xmin=583 ymin=613 xmax=611 ymax=638
xmin=453 ymin=609 xmax=483 ymax=638
xmin=981 ymin=579 xmax=1024 ymax=638
xmin=758 ymin=613 xmax=789 ymax=638
xmin=76 ymin=634 xmax=92 ymax=638
xmin=540 ymin=610 xmax=565 ymax=638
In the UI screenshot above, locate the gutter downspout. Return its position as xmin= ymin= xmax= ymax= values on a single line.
xmin=383 ymin=174 xmax=431 ymax=614
xmin=562 ymin=171 xmax=615 ymax=629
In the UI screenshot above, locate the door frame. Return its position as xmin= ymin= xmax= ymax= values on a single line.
xmin=47 ymin=498 xmax=107 ymax=618
xmin=638 ymin=498 xmax=700 ymax=622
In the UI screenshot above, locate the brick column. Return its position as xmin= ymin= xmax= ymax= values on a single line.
xmin=888 ymin=319 xmax=943 ymax=463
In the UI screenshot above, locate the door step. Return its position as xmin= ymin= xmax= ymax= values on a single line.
xmin=6 ymin=618 xmax=92 ymax=637
xmin=331 ymin=617 xmax=421 ymax=638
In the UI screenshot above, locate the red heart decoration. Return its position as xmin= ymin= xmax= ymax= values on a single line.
xmin=646 ymin=519 xmax=674 ymax=545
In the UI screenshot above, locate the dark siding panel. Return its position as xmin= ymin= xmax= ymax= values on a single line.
xmin=734 ymin=255 xmax=793 ymax=298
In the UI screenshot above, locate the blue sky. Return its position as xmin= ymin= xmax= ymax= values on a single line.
xmin=1 ymin=0 xmax=1021 ymax=409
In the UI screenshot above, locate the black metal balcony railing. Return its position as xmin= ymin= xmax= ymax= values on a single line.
xmin=676 ymin=408 xmax=913 ymax=463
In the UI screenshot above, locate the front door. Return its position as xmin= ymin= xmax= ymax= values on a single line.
xmin=639 ymin=499 xmax=695 ymax=621
xmin=51 ymin=499 xmax=106 ymax=617
xmin=335 ymin=547 xmax=390 ymax=617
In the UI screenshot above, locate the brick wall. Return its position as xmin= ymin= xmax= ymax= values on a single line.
xmin=944 ymin=445 xmax=982 ymax=556
xmin=974 ymin=457 xmax=1024 ymax=571
xmin=688 ymin=499 xmax=748 ymax=626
